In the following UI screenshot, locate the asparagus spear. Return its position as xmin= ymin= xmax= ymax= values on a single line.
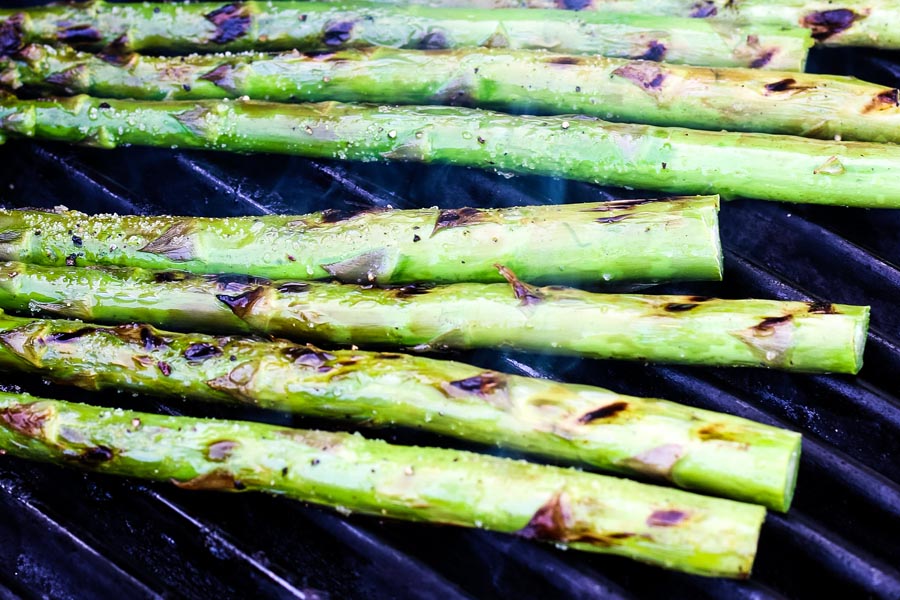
xmin=0 ymin=198 xmax=723 ymax=285
xmin=0 ymin=391 xmax=768 ymax=577
xmin=369 ymin=0 xmax=900 ymax=50
xmin=6 ymin=45 xmax=900 ymax=143
xmin=0 ymin=1 xmax=812 ymax=70
xmin=0 ymin=309 xmax=802 ymax=510
xmin=3 ymin=94 xmax=900 ymax=207
xmin=0 ymin=261 xmax=868 ymax=375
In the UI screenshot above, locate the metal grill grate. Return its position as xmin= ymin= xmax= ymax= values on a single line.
xmin=0 ymin=43 xmax=899 ymax=599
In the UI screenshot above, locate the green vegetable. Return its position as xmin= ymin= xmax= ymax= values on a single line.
xmin=0 ymin=0 xmax=812 ymax=70
xmin=0 ymin=309 xmax=802 ymax=509
xmin=0 ymin=198 xmax=722 ymax=285
xmin=6 ymin=45 xmax=899 ymax=143
xmin=2 ymin=94 xmax=900 ymax=206
xmin=368 ymin=0 xmax=900 ymax=49
xmin=0 ymin=390 xmax=768 ymax=577
xmin=0 ymin=261 xmax=868 ymax=375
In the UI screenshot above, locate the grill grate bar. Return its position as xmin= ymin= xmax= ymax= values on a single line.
xmin=175 ymin=155 xmax=275 ymax=217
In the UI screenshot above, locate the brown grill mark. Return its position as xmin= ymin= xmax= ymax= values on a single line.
xmin=139 ymin=220 xmax=196 ymax=261
xmin=320 ymin=207 xmax=375 ymax=223
xmin=647 ymin=509 xmax=688 ymax=527
xmin=754 ymin=315 xmax=793 ymax=333
xmin=97 ymin=34 xmax=135 ymax=67
xmin=183 ymin=342 xmax=223 ymax=362
xmin=173 ymin=470 xmax=244 ymax=491
xmin=199 ymin=63 xmax=238 ymax=93
xmin=690 ymin=1 xmax=718 ymax=17
xmin=518 ymin=493 xmax=569 ymax=541
xmin=211 ymin=273 xmax=271 ymax=291
xmin=417 ymin=30 xmax=448 ymax=50
xmin=283 ymin=346 xmax=336 ymax=368
xmin=638 ymin=41 xmax=667 ymax=62
xmin=157 ymin=361 xmax=172 ymax=376
xmin=749 ymin=50 xmax=776 ymax=69
xmin=495 ymin=264 xmax=545 ymax=306
xmin=216 ymin=287 xmax=264 ymax=319
xmin=664 ymin=303 xmax=699 ymax=312
xmin=47 ymin=327 xmax=98 ymax=343
xmin=323 ymin=21 xmax=355 ymax=46
xmin=555 ymin=0 xmax=592 ymax=9
xmin=578 ymin=401 xmax=628 ymax=423
xmin=863 ymin=89 xmax=900 ymax=113
xmin=432 ymin=207 xmax=486 ymax=235
xmin=0 ymin=403 xmax=51 ymax=438
xmin=207 ymin=440 xmax=239 ymax=461
xmin=808 ymin=301 xmax=837 ymax=314
xmin=447 ymin=372 xmax=507 ymax=397
xmin=0 ymin=16 xmax=25 ymax=57
xmin=205 ymin=4 xmax=252 ymax=44
xmin=392 ymin=283 xmax=434 ymax=298
xmin=113 ymin=324 xmax=168 ymax=350
xmin=79 ymin=445 xmax=114 ymax=464
xmin=612 ymin=63 xmax=666 ymax=93
xmin=546 ymin=56 xmax=583 ymax=66
xmin=764 ymin=78 xmax=816 ymax=94
xmin=802 ymin=9 xmax=860 ymax=41
xmin=277 ymin=282 xmax=310 ymax=294
xmin=153 ymin=270 xmax=191 ymax=283
xmin=56 ymin=24 xmax=102 ymax=45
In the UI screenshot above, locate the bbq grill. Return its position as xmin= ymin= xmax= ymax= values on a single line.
xmin=0 ymin=10 xmax=899 ymax=598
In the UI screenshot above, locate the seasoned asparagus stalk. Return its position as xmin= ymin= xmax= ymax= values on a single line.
xmin=0 ymin=261 xmax=868 ymax=375
xmin=0 ymin=310 xmax=802 ymax=510
xmin=0 ymin=391 xmax=768 ymax=577
xmin=5 ymin=45 xmax=900 ymax=143
xmin=0 ymin=198 xmax=723 ymax=285
xmin=0 ymin=1 xmax=812 ymax=70
xmin=3 ymin=94 xmax=900 ymax=207
xmin=371 ymin=0 xmax=900 ymax=50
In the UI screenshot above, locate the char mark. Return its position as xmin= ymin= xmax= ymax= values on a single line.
xmin=612 ymin=63 xmax=666 ymax=92
xmin=432 ymin=206 xmax=486 ymax=235
xmin=207 ymin=440 xmax=239 ymax=461
xmin=495 ymin=264 xmax=544 ymax=306
xmin=283 ymin=346 xmax=336 ymax=368
xmin=199 ymin=64 xmax=238 ymax=93
xmin=807 ymin=301 xmax=837 ymax=314
xmin=212 ymin=273 xmax=272 ymax=291
xmin=417 ymin=30 xmax=448 ymax=50
xmin=112 ymin=324 xmax=168 ymax=350
xmin=0 ymin=16 xmax=24 ymax=57
xmin=555 ymin=0 xmax=592 ymax=9
xmin=205 ymin=4 xmax=252 ymax=44
xmin=638 ymin=41 xmax=667 ymax=62
xmin=546 ymin=56 xmax=582 ymax=66
xmin=0 ymin=403 xmax=51 ymax=438
xmin=578 ymin=401 xmax=628 ymax=424
xmin=277 ymin=282 xmax=310 ymax=294
xmin=749 ymin=49 xmax=776 ymax=69
xmin=47 ymin=327 xmax=98 ymax=342
xmin=801 ymin=9 xmax=860 ymax=41
xmin=647 ymin=509 xmax=688 ymax=527
xmin=79 ymin=445 xmax=114 ymax=464
xmin=173 ymin=470 xmax=244 ymax=491
xmin=323 ymin=21 xmax=355 ymax=47
xmin=664 ymin=302 xmax=699 ymax=312
xmin=690 ymin=1 xmax=718 ymax=17
xmin=97 ymin=34 xmax=135 ymax=66
xmin=754 ymin=315 xmax=793 ymax=332
xmin=183 ymin=342 xmax=223 ymax=362
xmin=320 ymin=207 xmax=373 ymax=223
xmin=863 ymin=88 xmax=900 ymax=113
xmin=447 ymin=372 xmax=506 ymax=397
xmin=216 ymin=288 xmax=264 ymax=319
xmin=56 ymin=23 xmax=103 ymax=46
xmin=764 ymin=78 xmax=816 ymax=93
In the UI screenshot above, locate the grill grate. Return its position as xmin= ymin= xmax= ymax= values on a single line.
xmin=1 ymin=42 xmax=900 ymax=599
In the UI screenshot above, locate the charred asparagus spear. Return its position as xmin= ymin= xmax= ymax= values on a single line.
xmin=0 ymin=391 xmax=768 ymax=577
xmin=2 ymin=94 xmax=900 ymax=207
xmin=5 ymin=45 xmax=900 ymax=143
xmin=0 ymin=261 xmax=868 ymax=375
xmin=0 ymin=310 xmax=802 ymax=510
xmin=0 ymin=1 xmax=812 ymax=70
xmin=370 ymin=0 xmax=899 ymax=50
xmin=0 ymin=198 xmax=723 ymax=285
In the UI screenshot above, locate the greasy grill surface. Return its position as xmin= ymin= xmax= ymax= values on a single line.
xmin=1 ymin=43 xmax=900 ymax=600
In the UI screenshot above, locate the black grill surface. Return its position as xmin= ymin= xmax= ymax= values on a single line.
xmin=0 ymin=35 xmax=899 ymax=600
